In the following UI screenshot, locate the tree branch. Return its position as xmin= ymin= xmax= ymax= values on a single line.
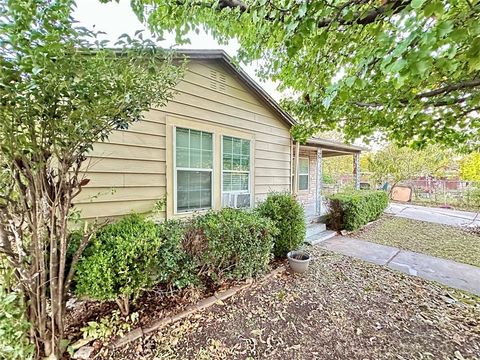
xmin=318 ymin=0 xmax=411 ymax=28
xmin=416 ymin=78 xmax=480 ymax=99
xmin=177 ymin=0 xmax=412 ymax=28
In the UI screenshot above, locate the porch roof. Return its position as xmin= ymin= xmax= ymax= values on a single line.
xmin=302 ymin=137 xmax=366 ymax=157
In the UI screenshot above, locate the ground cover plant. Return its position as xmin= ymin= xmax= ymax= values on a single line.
xmin=354 ymin=216 xmax=480 ymax=267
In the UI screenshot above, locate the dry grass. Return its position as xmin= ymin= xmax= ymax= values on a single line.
xmin=353 ymin=216 xmax=480 ymax=267
xmin=101 ymin=247 xmax=480 ymax=360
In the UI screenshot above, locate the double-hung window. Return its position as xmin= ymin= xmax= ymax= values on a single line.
xmin=222 ymin=135 xmax=251 ymax=208
xmin=175 ymin=127 xmax=213 ymax=213
xmin=298 ymin=157 xmax=309 ymax=191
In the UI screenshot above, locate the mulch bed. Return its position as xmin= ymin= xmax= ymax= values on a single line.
xmin=98 ymin=247 xmax=480 ymax=360
xmin=63 ymin=259 xmax=286 ymax=354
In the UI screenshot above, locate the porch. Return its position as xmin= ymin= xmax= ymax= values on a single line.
xmin=292 ymin=137 xmax=364 ymax=243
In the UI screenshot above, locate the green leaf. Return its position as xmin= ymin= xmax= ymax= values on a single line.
xmin=411 ymin=0 xmax=426 ymax=9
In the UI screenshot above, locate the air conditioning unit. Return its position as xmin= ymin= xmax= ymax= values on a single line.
xmin=222 ymin=193 xmax=251 ymax=209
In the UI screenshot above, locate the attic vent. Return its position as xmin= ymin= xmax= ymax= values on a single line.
xmin=218 ymin=73 xmax=227 ymax=92
xmin=209 ymin=69 xmax=217 ymax=90
xmin=209 ymin=69 xmax=227 ymax=92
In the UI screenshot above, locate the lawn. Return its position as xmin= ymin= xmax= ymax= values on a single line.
xmin=353 ymin=215 xmax=480 ymax=267
xmin=100 ymin=247 xmax=480 ymax=360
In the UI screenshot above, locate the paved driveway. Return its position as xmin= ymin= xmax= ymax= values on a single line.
xmin=386 ymin=203 xmax=480 ymax=227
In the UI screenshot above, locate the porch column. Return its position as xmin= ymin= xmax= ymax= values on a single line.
xmin=353 ymin=152 xmax=361 ymax=190
xmin=293 ymin=141 xmax=300 ymax=195
xmin=315 ymin=148 xmax=323 ymax=215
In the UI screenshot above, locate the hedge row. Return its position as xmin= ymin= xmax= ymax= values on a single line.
xmin=328 ymin=190 xmax=389 ymax=231
xmin=74 ymin=193 xmax=305 ymax=314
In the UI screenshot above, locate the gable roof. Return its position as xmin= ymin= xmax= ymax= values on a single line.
xmin=175 ymin=49 xmax=296 ymax=127
xmin=176 ymin=49 xmax=366 ymax=154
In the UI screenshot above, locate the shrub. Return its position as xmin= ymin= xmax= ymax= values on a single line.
xmin=0 ymin=262 xmax=34 ymax=360
xmin=185 ymin=208 xmax=275 ymax=284
xmin=328 ymin=190 xmax=389 ymax=231
xmin=74 ymin=215 xmax=198 ymax=315
xmin=75 ymin=214 xmax=162 ymax=315
xmin=255 ymin=193 xmax=306 ymax=257
xmin=155 ymin=219 xmax=199 ymax=289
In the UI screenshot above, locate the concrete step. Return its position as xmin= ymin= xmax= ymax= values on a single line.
xmin=305 ymin=230 xmax=337 ymax=245
xmin=305 ymin=214 xmax=322 ymax=224
xmin=306 ymin=223 xmax=326 ymax=238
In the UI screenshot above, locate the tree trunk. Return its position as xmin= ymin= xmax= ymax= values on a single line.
xmin=116 ymin=295 xmax=130 ymax=316
xmin=0 ymin=159 xmax=90 ymax=359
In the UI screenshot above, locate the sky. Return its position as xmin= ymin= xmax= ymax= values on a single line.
xmin=72 ymin=0 xmax=282 ymax=100
xmin=73 ymin=0 xmax=372 ymax=149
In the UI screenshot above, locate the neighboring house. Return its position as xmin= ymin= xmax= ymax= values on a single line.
xmin=76 ymin=50 xmax=362 ymax=220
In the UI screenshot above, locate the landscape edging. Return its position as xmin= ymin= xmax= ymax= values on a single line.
xmin=111 ymin=264 xmax=287 ymax=349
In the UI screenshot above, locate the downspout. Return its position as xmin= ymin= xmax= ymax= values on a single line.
xmin=316 ymin=148 xmax=323 ymax=215
xmin=293 ymin=141 xmax=300 ymax=195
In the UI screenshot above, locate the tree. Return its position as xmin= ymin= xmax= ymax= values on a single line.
xmin=364 ymin=144 xmax=454 ymax=187
xmin=460 ymin=153 xmax=480 ymax=181
xmin=0 ymin=1 xmax=182 ymax=358
xmin=130 ymin=0 xmax=480 ymax=149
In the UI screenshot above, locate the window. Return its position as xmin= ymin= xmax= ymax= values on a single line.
xmin=175 ymin=127 xmax=213 ymax=212
xmin=298 ymin=157 xmax=309 ymax=191
xmin=222 ymin=135 xmax=251 ymax=208
xmin=222 ymin=136 xmax=250 ymax=192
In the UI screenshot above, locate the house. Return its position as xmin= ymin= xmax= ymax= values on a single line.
xmin=76 ymin=49 xmax=362 ymax=224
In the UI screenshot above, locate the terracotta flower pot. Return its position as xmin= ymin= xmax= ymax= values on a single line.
xmin=287 ymin=250 xmax=311 ymax=273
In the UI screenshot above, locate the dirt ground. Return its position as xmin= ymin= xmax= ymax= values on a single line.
xmin=99 ymin=247 xmax=480 ymax=360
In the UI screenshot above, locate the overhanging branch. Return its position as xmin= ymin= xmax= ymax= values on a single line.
xmin=416 ymin=79 xmax=480 ymax=99
xmin=174 ymin=0 xmax=412 ymax=28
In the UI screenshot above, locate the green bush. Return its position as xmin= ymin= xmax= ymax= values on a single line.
xmin=255 ymin=193 xmax=306 ymax=257
xmin=75 ymin=214 xmax=163 ymax=315
xmin=155 ymin=219 xmax=198 ymax=289
xmin=185 ymin=208 xmax=275 ymax=284
xmin=328 ymin=190 xmax=389 ymax=231
xmin=0 ymin=262 xmax=33 ymax=360
xmin=74 ymin=215 xmax=198 ymax=314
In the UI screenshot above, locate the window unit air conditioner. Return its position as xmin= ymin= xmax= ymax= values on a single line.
xmin=222 ymin=192 xmax=251 ymax=209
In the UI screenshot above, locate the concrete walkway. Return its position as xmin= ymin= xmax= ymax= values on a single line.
xmin=320 ymin=236 xmax=480 ymax=296
xmin=386 ymin=203 xmax=480 ymax=227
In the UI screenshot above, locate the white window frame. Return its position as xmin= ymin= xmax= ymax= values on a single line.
xmin=221 ymin=135 xmax=253 ymax=208
xmin=221 ymin=135 xmax=251 ymax=194
xmin=298 ymin=157 xmax=309 ymax=191
xmin=173 ymin=126 xmax=214 ymax=214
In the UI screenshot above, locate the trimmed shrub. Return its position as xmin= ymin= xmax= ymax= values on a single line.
xmin=328 ymin=190 xmax=389 ymax=231
xmin=155 ymin=219 xmax=199 ymax=289
xmin=75 ymin=215 xmax=198 ymax=314
xmin=184 ymin=208 xmax=275 ymax=284
xmin=255 ymin=193 xmax=306 ymax=257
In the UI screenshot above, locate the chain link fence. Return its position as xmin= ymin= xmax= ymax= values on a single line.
xmin=321 ymin=174 xmax=480 ymax=211
xmin=402 ymin=179 xmax=480 ymax=210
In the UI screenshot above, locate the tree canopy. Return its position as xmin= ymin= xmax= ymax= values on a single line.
xmin=460 ymin=152 xmax=480 ymax=181
xmin=364 ymin=144 xmax=454 ymax=186
xmin=130 ymin=0 xmax=480 ymax=149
